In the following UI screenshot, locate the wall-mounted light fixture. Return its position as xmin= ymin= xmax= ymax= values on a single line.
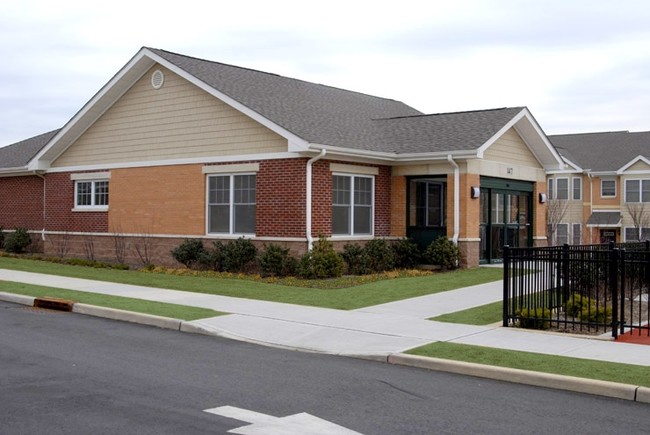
xmin=471 ymin=186 xmax=480 ymax=199
xmin=539 ymin=193 xmax=547 ymax=203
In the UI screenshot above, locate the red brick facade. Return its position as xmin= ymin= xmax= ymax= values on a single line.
xmin=0 ymin=175 xmax=44 ymax=230
xmin=44 ymin=172 xmax=108 ymax=233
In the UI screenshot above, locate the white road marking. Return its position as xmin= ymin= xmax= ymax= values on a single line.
xmin=204 ymin=405 xmax=364 ymax=434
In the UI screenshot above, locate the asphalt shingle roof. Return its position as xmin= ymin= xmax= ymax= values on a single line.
xmin=150 ymin=49 xmax=525 ymax=154
xmin=0 ymin=129 xmax=60 ymax=169
xmin=549 ymin=131 xmax=650 ymax=172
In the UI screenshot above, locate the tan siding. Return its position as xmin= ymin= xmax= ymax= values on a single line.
xmin=626 ymin=160 xmax=650 ymax=172
xmin=52 ymin=66 xmax=287 ymax=167
xmin=483 ymin=128 xmax=540 ymax=168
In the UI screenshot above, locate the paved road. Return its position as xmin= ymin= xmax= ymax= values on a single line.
xmin=1 ymin=301 xmax=648 ymax=435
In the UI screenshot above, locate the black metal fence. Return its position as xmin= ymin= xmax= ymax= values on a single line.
xmin=503 ymin=241 xmax=650 ymax=338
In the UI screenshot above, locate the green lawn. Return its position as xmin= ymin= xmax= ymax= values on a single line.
xmin=0 ymin=256 xmax=503 ymax=310
xmin=408 ymin=342 xmax=650 ymax=387
xmin=0 ymin=281 xmax=224 ymax=321
xmin=430 ymin=301 xmax=502 ymax=325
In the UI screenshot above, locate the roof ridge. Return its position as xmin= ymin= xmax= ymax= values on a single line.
xmin=147 ymin=47 xmax=412 ymax=106
xmin=374 ymin=106 xmax=524 ymax=121
xmin=548 ymin=130 xmax=630 ymax=137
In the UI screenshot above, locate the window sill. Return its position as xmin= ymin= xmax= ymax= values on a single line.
xmin=72 ymin=206 xmax=109 ymax=212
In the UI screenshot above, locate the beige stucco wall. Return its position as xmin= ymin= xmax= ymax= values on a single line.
xmin=52 ymin=65 xmax=287 ymax=168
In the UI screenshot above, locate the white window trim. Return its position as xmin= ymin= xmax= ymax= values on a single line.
xmin=556 ymin=223 xmax=569 ymax=245
xmin=332 ymin=173 xmax=375 ymax=237
xmin=601 ymin=179 xmax=616 ymax=198
xmin=72 ymin=179 xmax=109 ymax=212
xmin=206 ymin=173 xmax=257 ymax=236
xmin=555 ymin=177 xmax=569 ymax=200
xmin=624 ymin=178 xmax=650 ymax=203
xmin=572 ymin=177 xmax=582 ymax=201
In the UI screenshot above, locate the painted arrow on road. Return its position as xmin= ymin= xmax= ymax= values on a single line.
xmin=204 ymin=405 xmax=363 ymax=434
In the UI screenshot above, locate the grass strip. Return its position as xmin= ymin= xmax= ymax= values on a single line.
xmin=407 ymin=341 xmax=650 ymax=387
xmin=0 ymin=256 xmax=503 ymax=310
xmin=0 ymin=281 xmax=224 ymax=321
xmin=430 ymin=301 xmax=502 ymax=325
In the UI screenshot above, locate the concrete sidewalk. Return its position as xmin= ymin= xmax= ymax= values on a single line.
xmin=2 ymin=268 xmax=650 ymax=367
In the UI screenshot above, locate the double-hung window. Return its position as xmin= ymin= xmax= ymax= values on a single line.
xmin=625 ymin=179 xmax=650 ymax=203
xmin=547 ymin=179 xmax=554 ymax=200
xmin=572 ymin=177 xmax=582 ymax=200
xmin=72 ymin=173 xmax=110 ymax=211
xmin=332 ymin=174 xmax=373 ymax=236
xmin=556 ymin=223 xmax=569 ymax=245
xmin=556 ymin=178 xmax=569 ymax=200
xmin=601 ymin=179 xmax=616 ymax=197
xmin=207 ymin=174 xmax=256 ymax=235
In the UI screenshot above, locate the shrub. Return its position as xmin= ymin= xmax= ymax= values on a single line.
xmin=361 ymin=239 xmax=396 ymax=273
xmin=4 ymin=228 xmax=32 ymax=254
xmin=391 ymin=238 xmax=421 ymax=269
xmin=171 ymin=239 xmax=206 ymax=268
xmin=222 ymin=237 xmax=258 ymax=273
xmin=258 ymin=243 xmax=297 ymax=277
xmin=425 ymin=237 xmax=460 ymax=270
xmin=565 ymin=293 xmax=612 ymax=324
xmin=198 ymin=241 xmax=225 ymax=271
xmin=341 ymin=243 xmax=368 ymax=275
xmin=517 ymin=307 xmax=551 ymax=330
xmin=297 ymin=235 xmax=344 ymax=279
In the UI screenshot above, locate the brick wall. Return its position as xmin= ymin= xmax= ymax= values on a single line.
xmin=45 ymin=173 xmax=108 ymax=232
xmin=257 ymin=159 xmax=307 ymax=237
xmin=311 ymin=160 xmax=332 ymax=236
xmin=375 ymin=166 xmax=391 ymax=236
xmin=390 ymin=175 xmax=406 ymax=237
xmin=0 ymin=175 xmax=44 ymax=230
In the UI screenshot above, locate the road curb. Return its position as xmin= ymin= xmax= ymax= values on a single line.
xmin=387 ymin=353 xmax=641 ymax=402
xmin=72 ymin=303 xmax=183 ymax=331
xmin=0 ymin=291 xmax=35 ymax=306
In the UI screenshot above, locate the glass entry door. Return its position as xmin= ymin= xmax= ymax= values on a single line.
xmin=480 ymin=189 xmax=531 ymax=263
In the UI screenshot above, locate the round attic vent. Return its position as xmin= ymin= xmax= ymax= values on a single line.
xmin=151 ymin=70 xmax=164 ymax=89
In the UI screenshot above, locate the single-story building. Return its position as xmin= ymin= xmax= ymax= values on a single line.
xmin=0 ymin=47 xmax=565 ymax=267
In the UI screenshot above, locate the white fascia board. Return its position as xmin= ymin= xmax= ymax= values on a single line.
xmin=45 ymin=152 xmax=302 ymax=173
xmin=29 ymin=49 xmax=156 ymax=170
xmin=145 ymin=49 xmax=310 ymax=152
xmin=617 ymin=155 xmax=650 ymax=174
xmin=0 ymin=167 xmax=31 ymax=177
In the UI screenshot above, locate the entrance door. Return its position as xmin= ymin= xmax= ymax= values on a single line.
xmin=480 ymin=189 xmax=531 ymax=263
xmin=406 ymin=177 xmax=447 ymax=250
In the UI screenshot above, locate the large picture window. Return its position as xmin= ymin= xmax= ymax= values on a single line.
xmin=332 ymin=174 xmax=373 ymax=235
xmin=207 ymin=174 xmax=256 ymax=234
xmin=625 ymin=179 xmax=650 ymax=203
xmin=74 ymin=180 xmax=109 ymax=209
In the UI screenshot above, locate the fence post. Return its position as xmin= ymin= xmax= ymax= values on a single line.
xmin=562 ymin=243 xmax=570 ymax=304
xmin=610 ymin=246 xmax=619 ymax=339
xmin=619 ymin=248 xmax=626 ymax=337
xmin=503 ymin=245 xmax=510 ymax=327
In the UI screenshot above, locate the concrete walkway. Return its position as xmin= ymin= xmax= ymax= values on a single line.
xmin=2 ymin=268 xmax=650 ymax=367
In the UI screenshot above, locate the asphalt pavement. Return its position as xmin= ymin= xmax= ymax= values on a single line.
xmin=1 ymin=267 xmax=650 ymax=402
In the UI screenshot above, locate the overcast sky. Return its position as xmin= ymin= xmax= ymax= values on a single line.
xmin=1 ymin=0 xmax=650 ymax=147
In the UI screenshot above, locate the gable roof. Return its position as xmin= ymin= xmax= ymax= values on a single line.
xmin=0 ymin=129 xmax=60 ymax=174
xmin=549 ymin=131 xmax=650 ymax=173
xmin=0 ymin=47 xmax=562 ymax=171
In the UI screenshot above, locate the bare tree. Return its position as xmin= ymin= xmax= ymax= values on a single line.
xmin=53 ymin=232 xmax=71 ymax=258
xmin=626 ymin=203 xmax=650 ymax=241
xmin=132 ymin=225 xmax=157 ymax=268
xmin=112 ymin=224 xmax=128 ymax=265
xmin=546 ymin=199 xmax=569 ymax=244
xmin=82 ymin=233 xmax=96 ymax=262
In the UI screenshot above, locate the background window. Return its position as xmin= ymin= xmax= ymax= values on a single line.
xmin=625 ymin=179 xmax=650 ymax=203
xmin=556 ymin=224 xmax=568 ymax=245
xmin=332 ymin=174 xmax=373 ymax=235
xmin=547 ymin=179 xmax=554 ymax=200
xmin=601 ymin=179 xmax=616 ymax=197
xmin=208 ymin=174 xmax=256 ymax=234
xmin=556 ymin=178 xmax=568 ymax=200
xmin=572 ymin=178 xmax=581 ymax=200
xmin=572 ymin=223 xmax=582 ymax=244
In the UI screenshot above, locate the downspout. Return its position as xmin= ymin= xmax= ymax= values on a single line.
xmin=33 ymin=171 xmax=46 ymax=241
xmin=306 ymin=149 xmax=326 ymax=251
xmin=447 ymin=155 xmax=460 ymax=245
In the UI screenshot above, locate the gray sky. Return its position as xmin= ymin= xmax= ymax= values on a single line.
xmin=2 ymin=0 xmax=650 ymax=147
